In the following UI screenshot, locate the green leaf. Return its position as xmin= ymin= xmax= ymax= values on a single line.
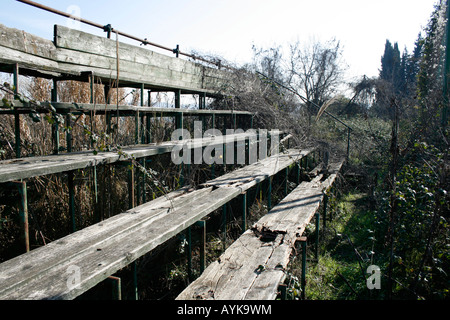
xmin=29 ymin=112 xmax=41 ymax=123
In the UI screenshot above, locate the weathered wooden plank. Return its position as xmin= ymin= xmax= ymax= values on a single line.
xmin=0 ymin=45 xmax=60 ymax=74
xmin=0 ymin=132 xmax=258 ymax=183
xmin=0 ymin=100 xmax=254 ymax=116
xmin=0 ymin=186 xmax=240 ymax=300
xmin=0 ymin=23 xmax=56 ymax=60
xmin=242 ymin=240 xmax=292 ymax=300
xmin=177 ymin=159 xmax=346 ymax=301
xmin=0 ymin=23 xmax=231 ymax=94
xmin=203 ymin=148 xmax=314 ymax=191
xmin=0 ymin=186 xmax=198 ymax=298
xmin=254 ymin=177 xmax=324 ymax=238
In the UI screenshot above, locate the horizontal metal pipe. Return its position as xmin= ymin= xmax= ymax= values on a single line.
xmin=16 ymin=0 xmax=222 ymax=67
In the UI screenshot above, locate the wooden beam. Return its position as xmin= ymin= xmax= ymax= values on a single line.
xmin=0 ymin=132 xmax=261 ymax=183
xmin=176 ymin=159 xmax=346 ymax=300
xmin=0 ymin=23 xmax=232 ymax=94
xmin=0 ymin=186 xmax=241 ymax=300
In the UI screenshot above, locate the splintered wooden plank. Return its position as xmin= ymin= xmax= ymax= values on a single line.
xmin=254 ymin=177 xmax=324 ymax=238
xmin=203 ymin=148 xmax=314 ymax=191
xmin=177 ymin=159 xmax=346 ymax=301
xmin=176 ymin=230 xmax=276 ymax=300
xmin=176 ymin=231 xmax=290 ymax=301
xmin=0 ymin=186 xmax=200 ymax=298
xmin=0 ymin=186 xmax=241 ymax=300
xmin=0 ymin=132 xmax=258 ymax=183
xmin=243 ymin=240 xmax=292 ymax=300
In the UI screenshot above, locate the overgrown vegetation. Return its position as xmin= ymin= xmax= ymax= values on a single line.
xmin=0 ymin=0 xmax=448 ymax=301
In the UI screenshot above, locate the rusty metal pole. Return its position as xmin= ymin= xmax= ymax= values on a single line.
xmin=8 ymin=181 xmax=29 ymax=252
xmin=13 ymin=64 xmax=20 ymax=159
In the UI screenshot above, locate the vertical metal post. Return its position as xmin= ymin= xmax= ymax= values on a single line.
xmin=135 ymin=110 xmax=140 ymax=145
xmin=323 ymin=194 xmax=328 ymax=231
xmin=128 ymin=162 xmax=138 ymax=299
xmin=347 ymin=128 xmax=351 ymax=160
xmin=187 ymin=226 xmax=193 ymax=282
xmin=66 ymin=114 xmax=72 ymax=153
xmin=299 ymin=237 xmax=307 ymax=300
xmin=241 ymin=192 xmax=247 ymax=232
xmin=93 ymin=166 xmax=99 ymax=221
xmin=315 ymin=212 xmax=320 ymax=259
xmin=279 ymin=284 xmax=287 ymax=300
xmin=128 ymin=162 xmax=135 ymax=209
xmin=222 ymin=204 xmax=227 ymax=251
xmin=10 ymin=181 xmax=29 ymax=253
xmin=132 ymin=261 xmax=138 ymax=300
xmin=284 ymin=167 xmax=289 ymax=196
xmin=90 ymin=73 xmax=95 ymax=104
xmin=296 ymin=162 xmax=301 ymax=185
xmin=13 ymin=64 xmax=21 ymax=158
xmin=141 ymin=158 xmax=146 ymax=204
xmin=19 ymin=182 xmax=29 ymax=253
xmin=267 ymin=177 xmax=272 ymax=211
xmin=175 ymin=89 xmax=183 ymax=129
xmin=14 ymin=109 xmax=20 ymax=159
xmin=173 ymin=44 xmax=180 ymax=58
xmin=13 ymin=63 xmax=19 ymax=99
xmin=68 ymin=171 xmax=76 ymax=233
xmin=196 ymin=221 xmax=206 ymax=273
xmin=52 ymin=79 xmax=59 ymax=155
xmin=108 ymin=276 xmax=122 ymax=300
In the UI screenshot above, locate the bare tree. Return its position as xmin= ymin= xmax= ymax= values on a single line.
xmin=287 ymin=38 xmax=346 ymax=123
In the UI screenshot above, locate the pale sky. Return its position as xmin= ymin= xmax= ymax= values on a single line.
xmin=0 ymin=0 xmax=440 ymax=81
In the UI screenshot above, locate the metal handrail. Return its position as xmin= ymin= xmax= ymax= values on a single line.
xmin=16 ymin=0 xmax=224 ymax=68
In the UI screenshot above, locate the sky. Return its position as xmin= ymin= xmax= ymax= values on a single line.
xmin=0 ymin=0 xmax=440 ymax=82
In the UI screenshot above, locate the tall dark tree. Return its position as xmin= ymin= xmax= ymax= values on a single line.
xmin=379 ymin=40 xmax=403 ymax=93
xmin=405 ymin=33 xmax=424 ymax=95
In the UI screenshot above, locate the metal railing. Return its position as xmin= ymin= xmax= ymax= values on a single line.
xmin=16 ymin=0 xmax=225 ymax=68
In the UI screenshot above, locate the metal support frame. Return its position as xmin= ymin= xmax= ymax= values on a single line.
xmin=8 ymin=181 xmax=29 ymax=253
xmin=108 ymin=276 xmax=122 ymax=300
xmin=13 ymin=64 xmax=21 ymax=159
xmin=127 ymin=162 xmax=135 ymax=209
xmin=196 ymin=220 xmax=206 ymax=273
xmin=132 ymin=261 xmax=138 ymax=300
xmin=222 ymin=203 xmax=227 ymax=251
xmin=284 ymin=167 xmax=289 ymax=196
xmin=241 ymin=192 xmax=247 ymax=232
xmin=68 ymin=171 xmax=76 ymax=232
xmin=323 ymin=194 xmax=329 ymax=231
xmin=65 ymin=114 xmax=72 ymax=153
xmin=267 ymin=177 xmax=272 ymax=211
xmin=187 ymin=226 xmax=193 ymax=282
xmin=298 ymin=236 xmax=307 ymax=300
xmin=51 ymin=78 xmax=60 ymax=155
xmin=315 ymin=211 xmax=320 ymax=259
